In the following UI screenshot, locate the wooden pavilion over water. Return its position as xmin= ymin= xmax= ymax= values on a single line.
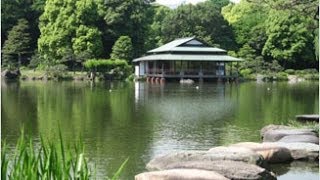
xmin=133 ymin=37 xmax=242 ymax=82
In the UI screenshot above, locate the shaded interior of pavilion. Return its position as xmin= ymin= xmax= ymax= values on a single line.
xmin=141 ymin=60 xmax=239 ymax=79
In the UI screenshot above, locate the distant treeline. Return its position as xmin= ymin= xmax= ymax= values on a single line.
xmin=1 ymin=0 xmax=318 ymax=71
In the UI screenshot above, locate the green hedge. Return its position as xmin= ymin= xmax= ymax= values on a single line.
xmin=83 ymin=59 xmax=129 ymax=71
xmin=83 ymin=58 xmax=132 ymax=80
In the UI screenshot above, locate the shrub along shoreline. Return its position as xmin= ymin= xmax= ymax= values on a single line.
xmin=2 ymin=66 xmax=318 ymax=83
xmin=3 ymin=58 xmax=135 ymax=82
xmin=239 ymin=68 xmax=319 ymax=82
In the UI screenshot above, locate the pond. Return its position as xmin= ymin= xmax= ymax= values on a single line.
xmin=1 ymin=80 xmax=319 ymax=179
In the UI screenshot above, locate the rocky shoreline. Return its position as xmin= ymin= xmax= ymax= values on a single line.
xmin=135 ymin=124 xmax=319 ymax=180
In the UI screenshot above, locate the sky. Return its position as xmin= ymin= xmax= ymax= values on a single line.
xmin=155 ymin=0 xmax=239 ymax=8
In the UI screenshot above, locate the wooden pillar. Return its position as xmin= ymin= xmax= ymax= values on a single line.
xmin=144 ymin=61 xmax=147 ymax=75
xmin=161 ymin=63 xmax=164 ymax=74
xmin=180 ymin=60 xmax=183 ymax=74
xmin=187 ymin=61 xmax=189 ymax=74
xmin=160 ymin=78 xmax=165 ymax=84
xmin=199 ymin=62 xmax=203 ymax=82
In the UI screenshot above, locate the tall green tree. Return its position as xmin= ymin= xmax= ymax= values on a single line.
xmin=1 ymin=0 xmax=44 ymax=52
xmin=262 ymin=10 xmax=314 ymax=68
xmin=111 ymin=36 xmax=133 ymax=62
xmin=145 ymin=4 xmax=171 ymax=50
xmin=1 ymin=0 xmax=32 ymax=45
xmin=98 ymin=0 xmax=154 ymax=57
xmin=38 ymin=0 xmax=104 ymax=67
xmin=72 ymin=25 xmax=103 ymax=58
xmin=2 ymin=19 xmax=32 ymax=69
xmin=161 ymin=1 xmax=236 ymax=49
xmin=222 ymin=0 xmax=268 ymax=47
xmin=222 ymin=0 xmax=318 ymax=69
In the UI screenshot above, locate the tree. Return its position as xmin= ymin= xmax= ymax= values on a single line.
xmin=161 ymin=1 xmax=236 ymax=49
xmin=2 ymin=19 xmax=32 ymax=69
xmin=145 ymin=4 xmax=171 ymax=50
xmin=111 ymin=36 xmax=133 ymax=63
xmin=1 ymin=0 xmax=32 ymax=45
xmin=222 ymin=0 xmax=317 ymax=69
xmin=98 ymin=0 xmax=155 ymax=57
xmin=222 ymin=0 xmax=268 ymax=46
xmin=1 ymin=0 xmax=44 ymax=54
xmin=262 ymin=10 xmax=314 ymax=68
xmin=38 ymin=0 xmax=104 ymax=67
xmin=237 ymin=44 xmax=256 ymax=61
xmin=72 ymin=25 xmax=104 ymax=58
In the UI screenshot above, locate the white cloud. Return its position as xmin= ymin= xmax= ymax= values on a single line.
xmin=155 ymin=0 xmax=239 ymax=8
xmin=155 ymin=0 xmax=206 ymax=8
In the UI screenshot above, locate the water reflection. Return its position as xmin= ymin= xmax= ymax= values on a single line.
xmin=1 ymin=81 xmax=319 ymax=179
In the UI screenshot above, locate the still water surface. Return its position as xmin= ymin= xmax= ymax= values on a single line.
xmin=2 ymin=81 xmax=319 ymax=179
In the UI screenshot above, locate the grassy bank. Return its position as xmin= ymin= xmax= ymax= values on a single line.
xmin=19 ymin=69 xmax=133 ymax=82
xmin=20 ymin=69 xmax=88 ymax=81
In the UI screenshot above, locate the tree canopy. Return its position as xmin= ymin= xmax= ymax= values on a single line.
xmin=1 ymin=0 xmax=318 ymax=70
xmin=2 ymin=19 xmax=32 ymax=69
xmin=222 ymin=0 xmax=318 ymax=69
xmin=111 ymin=36 xmax=134 ymax=62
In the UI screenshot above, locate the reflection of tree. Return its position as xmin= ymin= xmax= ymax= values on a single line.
xmin=1 ymin=81 xmax=38 ymax=143
xmin=24 ymin=81 xmax=155 ymax=178
xmin=228 ymin=82 xmax=319 ymax=134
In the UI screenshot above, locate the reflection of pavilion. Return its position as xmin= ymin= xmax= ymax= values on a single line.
xmin=134 ymin=81 xmax=228 ymax=106
xmin=133 ymin=81 xmax=237 ymax=155
xmin=134 ymin=37 xmax=242 ymax=82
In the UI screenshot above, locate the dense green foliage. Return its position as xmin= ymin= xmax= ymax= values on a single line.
xmin=84 ymin=59 xmax=129 ymax=70
xmin=84 ymin=59 xmax=131 ymax=79
xmin=160 ymin=0 xmax=237 ymax=49
xmin=1 ymin=0 xmax=318 ymax=75
xmin=37 ymin=0 xmax=104 ymax=67
xmin=2 ymin=19 xmax=32 ymax=69
xmin=222 ymin=0 xmax=318 ymax=69
xmin=111 ymin=36 xmax=134 ymax=62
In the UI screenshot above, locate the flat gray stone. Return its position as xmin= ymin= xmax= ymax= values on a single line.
xmin=229 ymin=142 xmax=293 ymax=163
xmin=146 ymin=148 xmax=265 ymax=171
xmin=262 ymin=142 xmax=319 ymax=161
xmin=263 ymin=129 xmax=316 ymax=142
xmin=135 ymin=169 xmax=229 ymax=180
xmin=278 ymin=135 xmax=319 ymax=144
xmin=165 ymin=160 xmax=276 ymax=180
xmin=260 ymin=125 xmax=292 ymax=138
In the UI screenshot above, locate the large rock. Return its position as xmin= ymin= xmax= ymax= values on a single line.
xmin=146 ymin=149 xmax=265 ymax=171
xmin=207 ymin=147 xmax=265 ymax=166
xmin=263 ymin=142 xmax=319 ymax=161
xmin=1 ymin=69 xmax=21 ymax=79
xmin=260 ymin=124 xmax=292 ymax=138
xmin=295 ymin=114 xmax=319 ymax=122
xmin=278 ymin=135 xmax=319 ymax=144
xmin=135 ymin=169 xmax=229 ymax=180
xmin=262 ymin=129 xmax=316 ymax=142
xmin=164 ymin=160 xmax=276 ymax=180
xmin=229 ymin=142 xmax=293 ymax=163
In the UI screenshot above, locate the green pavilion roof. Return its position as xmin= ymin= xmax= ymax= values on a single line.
xmin=133 ymin=37 xmax=242 ymax=62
